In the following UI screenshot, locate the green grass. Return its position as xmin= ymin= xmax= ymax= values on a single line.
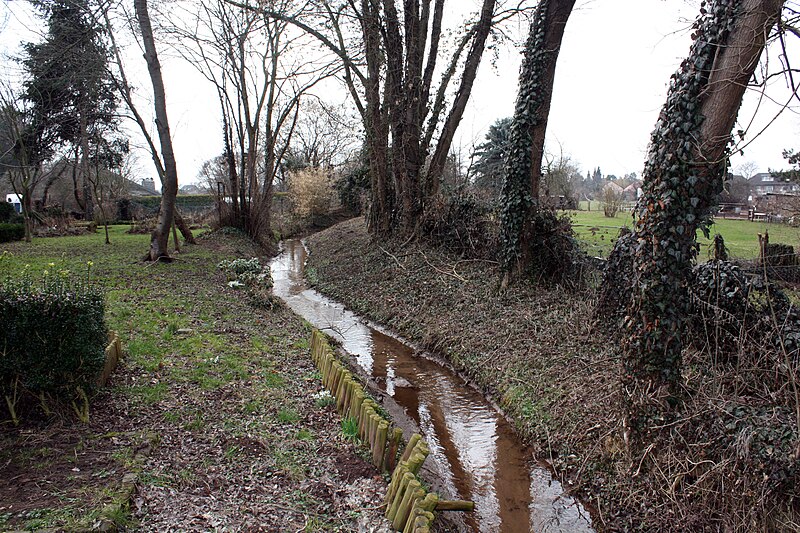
xmin=1 ymin=224 xmax=362 ymax=530
xmin=565 ymin=209 xmax=800 ymax=259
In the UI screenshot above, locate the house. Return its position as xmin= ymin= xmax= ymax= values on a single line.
xmin=5 ymin=194 xmax=22 ymax=214
xmin=622 ymin=181 xmax=642 ymax=201
xmin=749 ymin=172 xmax=800 ymax=197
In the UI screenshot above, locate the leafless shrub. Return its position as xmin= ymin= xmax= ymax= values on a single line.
xmin=288 ymin=167 xmax=334 ymax=222
xmin=601 ymin=186 xmax=625 ymax=218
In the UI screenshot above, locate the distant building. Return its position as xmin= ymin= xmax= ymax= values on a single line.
xmin=749 ymin=172 xmax=800 ymax=197
xmin=5 ymin=193 xmax=21 ymax=213
xmin=140 ymin=177 xmax=157 ymax=194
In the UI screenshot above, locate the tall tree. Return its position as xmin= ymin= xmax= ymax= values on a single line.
xmin=607 ymin=0 xmax=786 ymax=439
xmin=471 ymin=117 xmax=512 ymax=197
xmin=168 ymin=0 xmax=332 ymax=243
xmin=21 ymin=0 xmax=118 ymax=222
xmin=245 ymin=0 xmax=528 ymax=234
xmin=498 ymin=0 xmax=576 ymax=284
xmin=102 ymin=7 xmax=195 ymax=246
xmin=135 ymin=0 xmax=179 ymax=261
xmin=0 ymin=86 xmax=51 ymax=242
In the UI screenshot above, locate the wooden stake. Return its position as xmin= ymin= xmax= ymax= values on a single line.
xmin=393 ymin=482 xmax=422 ymax=530
xmin=401 ymin=434 xmax=423 ymax=462
xmin=387 ymin=472 xmax=415 ymax=521
xmin=385 ymin=427 xmax=403 ymax=472
xmin=385 ymin=462 xmax=408 ymax=506
xmin=372 ymin=420 xmax=389 ymax=469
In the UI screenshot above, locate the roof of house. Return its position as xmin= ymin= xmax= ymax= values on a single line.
xmin=749 ymin=172 xmax=793 ymax=185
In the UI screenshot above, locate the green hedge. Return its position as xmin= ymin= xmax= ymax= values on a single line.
xmin=0 ymin=223 xmax=24 ymax=242
xmin=0 ymin=201 xmax=23 ymax=223
xmin=0 ymin=270 xmax=107 ymax=420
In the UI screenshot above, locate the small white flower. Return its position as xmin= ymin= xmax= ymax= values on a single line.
xmin=227 ymin=280 xmax=245 ymax=289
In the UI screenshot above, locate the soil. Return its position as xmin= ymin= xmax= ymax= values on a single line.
xmin=0 ymin=228 xmax=392 ymax=531
xmin=305 ymin=217 xmax=800 ymax=532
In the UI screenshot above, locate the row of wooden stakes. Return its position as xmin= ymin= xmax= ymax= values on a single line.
xmin=309 ymin=330 xmax=474 ymax=533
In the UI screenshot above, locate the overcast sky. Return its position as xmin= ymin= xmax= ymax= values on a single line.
xmin=1 ymin=0 xmax=798 ymax=187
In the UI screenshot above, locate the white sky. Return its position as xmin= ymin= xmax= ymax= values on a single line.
xmin=1 ymin=0 xmax=798 ymax=187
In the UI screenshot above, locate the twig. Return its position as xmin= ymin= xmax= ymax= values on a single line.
xmin=379 ymin=245 xmax=406 ymax=271
xmin=418 ymin=251 xmax=467 ymax=283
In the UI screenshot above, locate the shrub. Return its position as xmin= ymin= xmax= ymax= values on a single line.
xmin=595 ymin=227 xmax=635 ymax=329
xmin=419 ymin=192 xmax=498 ymax=259
xmin=288 ymin=167 xmax=333 ymax=221
xmin=217 ymin=257 xmax=274 ymax=307
xmin=0 ymin=201 xmax=22 ymax=223
xmin=601 ymin=186 xmax=625 ymax=217
xmin=0 ymin=267 xmax=107 ymax=422
xmin=335 ymin=160 xmax=370 ymax=215
xmin=0 ymin=223 xmax=24 ymax=243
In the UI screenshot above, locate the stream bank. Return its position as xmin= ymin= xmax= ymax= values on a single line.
xmin=271 ymin=239 xmax=593 ymax=532
xmin=303 ymin=218 xmax=800 ymax=532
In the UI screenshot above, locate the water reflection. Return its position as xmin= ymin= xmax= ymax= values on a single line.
xmin=270 ymin=239 xmax=593 ymax=532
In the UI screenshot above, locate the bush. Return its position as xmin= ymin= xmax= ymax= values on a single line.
xmin=335 ymin=161 xmax=370 ymax=215
xmin=289 ymin=167 xmax=333 ymax=221
xmin=0 ymin=201 xmax=22 ymax=223
xmin=419 ymin=192 xmax=497 ymax=259
xmin=601 ymin=186 xmax=625 ymax=217
xmin=0 ymin=268 xmax=107 ymax=422
xmin=0 ymin=223 xmax=25 ymax=242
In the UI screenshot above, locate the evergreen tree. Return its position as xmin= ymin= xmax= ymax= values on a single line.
xmin=21 ymin=0 xmax=119 ymax=219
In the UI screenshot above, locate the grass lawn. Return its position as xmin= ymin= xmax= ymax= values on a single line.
xmin=565 ymin=208 xmax=800 ymax=259
xmin=0 ymin=226 xmax=380 ymax=531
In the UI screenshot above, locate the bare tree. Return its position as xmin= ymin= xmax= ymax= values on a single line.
xmin=234 ymin=0 xmax=532 ymax=234
xmin=134 ymin=0 xmax=178 ymax=261
xmin=166 ymin=0 xmax=336 ymax=243
xmin=0 ymin=86 xmax=48 ymax=242
xmin=102 ymin=7 xmax=195 ymax=247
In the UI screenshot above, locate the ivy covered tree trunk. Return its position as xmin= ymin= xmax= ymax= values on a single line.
xmin=499 ymin=0 xmax=574 ymax=284
xmin=135 ymin=0 xmax=178 ymax=261
xmin=622 ymin=0 xmax=784 ymax=438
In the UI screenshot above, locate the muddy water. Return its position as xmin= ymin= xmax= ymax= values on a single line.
xmin=270 ymin=239 xmax=594 ymax=533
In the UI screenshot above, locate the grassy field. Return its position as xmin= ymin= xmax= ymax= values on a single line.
xmin=0 ymin=226 xmax=379 ymax=531
xmin=566 ymin=208 xmax=800 ymax=259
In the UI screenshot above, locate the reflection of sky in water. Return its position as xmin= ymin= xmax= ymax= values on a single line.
xmin=270 ymin=240 xmax=594 ymax=533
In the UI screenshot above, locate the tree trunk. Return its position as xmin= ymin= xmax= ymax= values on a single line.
xmin=78 ymin=107 xmax=94 ymax=222
xmin=174 ymin=209 xmax=196 ymax=244
xmin=362 ymin=0 xmax=391 ymax=234
xmin=621 ymin=0 xmax=784 ymax=439
xmin=499 ymin=0 xmax=575 ymax=279
xmin=426 ymin=0 xmax=496 ymax=193
xmin=135 ymin=0 xmax=178 ymax=262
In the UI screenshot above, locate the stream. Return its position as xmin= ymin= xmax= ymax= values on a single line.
xmin=270 ymin=239 xmax=594 ymax=533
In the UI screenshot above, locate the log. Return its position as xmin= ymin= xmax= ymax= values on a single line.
xmin=435 ymin=500 xmax=475 ymax=512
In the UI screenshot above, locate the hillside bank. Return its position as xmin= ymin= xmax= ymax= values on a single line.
xmin=305 ymin=218 xmax=799 ymax=532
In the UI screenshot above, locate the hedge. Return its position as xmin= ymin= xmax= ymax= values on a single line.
xmin=0 ymin=223 xmax=24 ymax=243
xmin=0 ymin=269 xmax=107 ymax=422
